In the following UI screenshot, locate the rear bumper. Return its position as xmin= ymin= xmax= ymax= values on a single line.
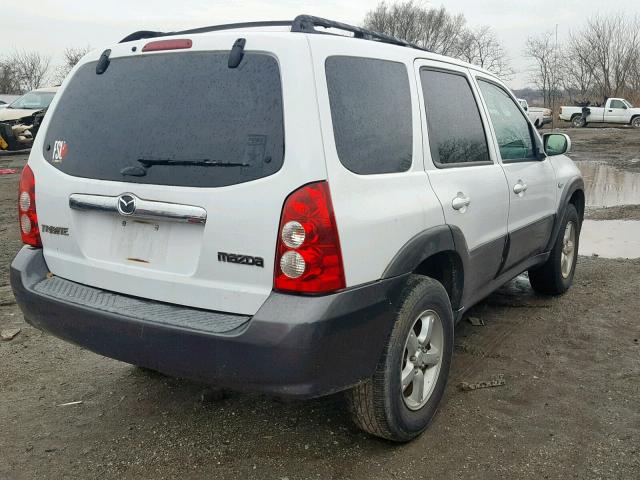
xmin=11 ymin=247 xmax=406 ymax=399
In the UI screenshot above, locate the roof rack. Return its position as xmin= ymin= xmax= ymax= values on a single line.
xmin=119 ymin=14 xmax=429 ymax=52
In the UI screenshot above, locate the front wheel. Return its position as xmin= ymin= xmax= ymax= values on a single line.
xmin=529 ymin=204 xmax=580 ymax=295
xmin=346 ymin=276 xmax=454 ymax=442
xmin=632 ymin=117 xmax=640 ymax=128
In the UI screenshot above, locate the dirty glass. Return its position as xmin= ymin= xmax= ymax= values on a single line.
xmin=545 ymin=134 xmax=568 ymax=156
xmin=478 ymin=80 xmax=537 ymax=162
xmin=420 ymin=69 xmax=490 ymax=166
xmin=43 ymin=52 xmax=284 ymax=188
xmin=9 ymin=92 xmax=56 ymax=110
xmin=325 ymin=56 xmax=412 ymax=174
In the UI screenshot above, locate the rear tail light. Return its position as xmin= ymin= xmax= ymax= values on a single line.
xmin=274 ymin=181 xmax=345 ymax=294
xmin=18 ymin=165 xmax=41 ymax=247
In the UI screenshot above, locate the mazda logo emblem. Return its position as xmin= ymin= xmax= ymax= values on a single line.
xmin=117 ymin=194 xmax=136 ymax=216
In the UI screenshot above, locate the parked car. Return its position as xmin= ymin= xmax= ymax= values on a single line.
xmin=0 ymin=87 xmax=58 ymax=150
xmin=518 ymin=98 xmax=552 ymax=128
xmin=10 ymin=15 xmax=584 ymax=442
xmin=0 ymin=94 xmax=20 ymax=109
xmin=559 ymin=98 xmax=640 ymax=128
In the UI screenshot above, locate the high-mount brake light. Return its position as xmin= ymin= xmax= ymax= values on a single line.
xmin=142 ymin=39 xmax=193 ymax=52
xmin=18 ymin=165 xmax=41 ymax=247
xmin=274 ymin=181 xmax=345 ymax=294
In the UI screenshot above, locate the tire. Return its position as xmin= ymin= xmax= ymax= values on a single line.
xmin=572 ymin=115 xmax=587 ymax=128
xmin=529 ymin=204 xmax=580 ymax=295
xmin=346 ymin=275 xmax=454 ymax=442
xmin=632 ymin=117 xmax=640 ymax=128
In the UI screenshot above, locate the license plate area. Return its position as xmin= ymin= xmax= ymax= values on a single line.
xmin=111 ymin=218 xmax=171 ymax=265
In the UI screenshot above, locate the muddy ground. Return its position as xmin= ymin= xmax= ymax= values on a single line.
xmin=1 ymin=127 xmax=639 ymax=479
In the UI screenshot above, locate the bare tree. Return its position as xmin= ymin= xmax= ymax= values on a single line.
xmin=54 ymin=46 xmax=91 ymax=83
xmin=628 ymin=48 xmax=640 ymax=104
xmin=566 ymin=14 xmax=640 ymax=101
xmin=559 ymin=37 xmax=594 ymax=103
xmin=458 ymin=26 xmax=514 ymax=79
xmin=524 ymin=32 xmax=558 ymax=107
xmin=364 ymin=2 xmax=512 ymax=76
xmin=9 ymin=51 xmax=52 ymax=92
xmin=0 ymin=59 xmax=22 ymax=94
xmin=364 ymin=2 xmax=467 ymax=56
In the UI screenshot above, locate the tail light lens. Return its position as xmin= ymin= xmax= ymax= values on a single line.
xmin=274 ymin=181 xmax=345 ymax=294
xmin=18 ymin=165 xmax=41 ymax=247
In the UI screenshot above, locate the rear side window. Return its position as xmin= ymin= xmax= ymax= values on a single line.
xmin=420 ymin=69 xmax=490 ymax=166
xmin=326 ymin=56 xmax=412 ymax=175
xmin=43 ymin=52 xmax=284 ymax=188
xmin=478 ymin=80 xmax=537 ymax=162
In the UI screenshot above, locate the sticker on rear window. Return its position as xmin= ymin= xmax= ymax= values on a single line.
xmin=52 ymin=140 xmax=68 ymax=163
xmin=242 ymin=135 xmax=267 ymax=175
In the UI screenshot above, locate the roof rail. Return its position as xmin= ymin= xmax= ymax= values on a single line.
xmin=290 ymin=15 xmax=428 ymax=51
xmin=118 ymin=15 xmax=429 ymax=52
xmin=119 ymin=21 xmax=293 ymax=43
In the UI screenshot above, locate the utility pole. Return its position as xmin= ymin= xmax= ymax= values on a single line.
xmin=552 ymin=24 xmax=559 ymax=129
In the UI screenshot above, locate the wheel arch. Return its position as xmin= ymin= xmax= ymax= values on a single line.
xmin=546 ymin=177 xmax=585 ymax=251
xmin=569 ymin=188 xmax=585 ymax=225
xmin=382 ymin=225 xmax=467 ymax=310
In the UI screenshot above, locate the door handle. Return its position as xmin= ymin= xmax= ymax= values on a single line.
xmin=513 ymin=181 xmax=528 ymax=195
xmin=451 ymin=193 xmax=471 ymax=212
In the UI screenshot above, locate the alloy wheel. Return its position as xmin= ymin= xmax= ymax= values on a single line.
xmin=401 ymin=309 xmax=444 ymax=410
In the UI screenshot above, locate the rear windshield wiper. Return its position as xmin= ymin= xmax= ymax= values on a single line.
xmin=138 ymin=158 xmax=249 ymax=167
xmin=121 ymin=158 xmax=250 ymax=177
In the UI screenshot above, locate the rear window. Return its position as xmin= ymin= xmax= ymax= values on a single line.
xmin=43 ymin=52 xmax=284 ymax=188
xmin=326 ymin=56 xmax=412 ymax=175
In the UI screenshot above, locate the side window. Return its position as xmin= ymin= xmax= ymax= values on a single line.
xmin=478 ymin=80 xmax=537 ymax=162
xmin=325 ymin=56 xmax=412 ymax=175
xmin=610 ymin=99 xmax=626 ymax=109
xmin=420 ymin=69 xmax=490 ymax=166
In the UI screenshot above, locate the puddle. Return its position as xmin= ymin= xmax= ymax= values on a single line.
xmin=575 ymin=161 xmax=640 ymax=207
xmin=579 ymin=220 xmax=640 ymax=259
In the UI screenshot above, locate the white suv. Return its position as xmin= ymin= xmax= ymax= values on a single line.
xmin=11 ymin=16 xmax=584 ymax=442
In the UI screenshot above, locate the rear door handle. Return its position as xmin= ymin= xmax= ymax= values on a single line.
xmin=513 ymin=181 xmax=528 ymax=195
xmin=451 ymin=193 xmax=471 ymax=212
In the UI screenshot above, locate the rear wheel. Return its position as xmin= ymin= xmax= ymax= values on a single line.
xmin=529 ymin=204 xmax=579 ymax=295
xmin=572 ymin=115 xmax=587 ymax=128
xmin=346 ymin=276 xmax=454 ymax=442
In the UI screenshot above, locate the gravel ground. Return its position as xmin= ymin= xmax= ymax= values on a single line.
xmin=1 ymin=127 xmax=640 ymax=480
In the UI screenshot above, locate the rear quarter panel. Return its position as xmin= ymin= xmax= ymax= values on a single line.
xmin=308 ymin=36 xmax=445 ymax=287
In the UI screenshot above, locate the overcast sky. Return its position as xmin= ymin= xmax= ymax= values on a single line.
xmin=3 ymin=0 xmax=640 ymax=89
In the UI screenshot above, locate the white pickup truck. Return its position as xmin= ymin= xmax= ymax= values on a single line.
xmin=517 ymin=99 xmax=552 ymax=128
xmin=559 ymin=98 xmax=640 ymax=128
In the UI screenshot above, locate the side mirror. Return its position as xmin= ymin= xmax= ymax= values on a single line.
xmin=543 ymin=133 xmax=571 ymax=156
